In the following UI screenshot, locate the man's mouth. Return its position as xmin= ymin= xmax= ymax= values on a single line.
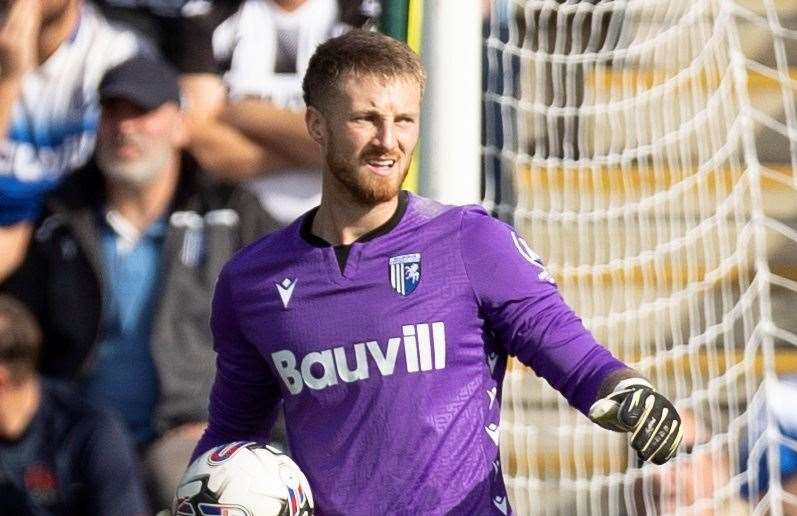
xmin=365 ymin=157 xmax=398 ymax=176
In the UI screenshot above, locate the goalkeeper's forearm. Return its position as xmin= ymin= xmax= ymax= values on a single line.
xmin=588 ymin=368 xmax=683 ymax=465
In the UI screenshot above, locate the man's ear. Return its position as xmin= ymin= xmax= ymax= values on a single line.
xmin=305 ymin=106 xmax=326 ymax=145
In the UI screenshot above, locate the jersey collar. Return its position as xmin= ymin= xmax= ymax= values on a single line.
xmin=299 ymin=190 xmax=410 ymax=248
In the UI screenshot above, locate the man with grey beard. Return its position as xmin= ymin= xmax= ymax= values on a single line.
xmin=1 ymin=55 xmax=279 ymax=512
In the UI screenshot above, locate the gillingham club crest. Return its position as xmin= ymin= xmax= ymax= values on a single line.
xmin=389 ymin=253 xmax=421 ymax=296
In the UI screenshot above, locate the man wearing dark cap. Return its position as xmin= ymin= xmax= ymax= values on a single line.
xmin=1 ymin=55 xmax=279 ymax=511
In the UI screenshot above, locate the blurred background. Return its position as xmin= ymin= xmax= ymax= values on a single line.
xmin=0 ymin=0 xmax=796 ymax=514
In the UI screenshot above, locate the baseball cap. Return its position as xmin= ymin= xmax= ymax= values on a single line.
xmin=98 ymin=55 xmax=181 ymax=110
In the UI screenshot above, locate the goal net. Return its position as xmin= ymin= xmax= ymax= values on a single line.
xmin=482 ymin=0 xmax=797 ymax=514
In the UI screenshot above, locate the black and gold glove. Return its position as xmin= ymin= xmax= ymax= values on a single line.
xmin=589 ymin=378 xmax=683 ymax=465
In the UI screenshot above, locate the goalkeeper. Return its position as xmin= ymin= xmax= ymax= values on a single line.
xmin=192 ymin=29 xmax=682 ymax=515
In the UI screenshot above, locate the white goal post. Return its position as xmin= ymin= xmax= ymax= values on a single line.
xmin=419 ymin=0 xmax=797 ymax=515
xmin=419 ymin=0 xmax=483 ymax=204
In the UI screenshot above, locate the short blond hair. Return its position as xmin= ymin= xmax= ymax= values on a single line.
xmin=303 ymin=29 xmax=426 ymax=112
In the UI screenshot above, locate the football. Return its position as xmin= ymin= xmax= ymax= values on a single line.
xmin=172 ymin=442 xmax=314 ymax=516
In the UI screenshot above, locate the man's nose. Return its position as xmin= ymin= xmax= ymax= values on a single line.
xmin=374 ymin=121 xmax=397 ymax=151
xmin=115 ymin=116 xmax=140 ymax=134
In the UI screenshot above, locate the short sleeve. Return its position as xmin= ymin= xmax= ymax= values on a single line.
xmin=459 ymin=208 xmax=626 ymax=413
xmin=166 ymin=2 xmax=240 ymax=74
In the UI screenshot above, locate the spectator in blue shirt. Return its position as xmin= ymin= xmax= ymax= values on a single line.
xmin=0 ymin=0 xmax=149 ymax=282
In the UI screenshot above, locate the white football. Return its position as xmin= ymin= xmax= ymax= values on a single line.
xmin=173 ymin=442 xmax=314 ymax=516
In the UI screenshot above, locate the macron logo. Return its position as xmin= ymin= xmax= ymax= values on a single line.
xmin=272 ymin=322 xmax=446 ymax=395
xmin=276 ymin=278 xmax=297 ymax=308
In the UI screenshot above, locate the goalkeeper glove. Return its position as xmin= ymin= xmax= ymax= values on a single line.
xmin=588 ymin=378 xmax=683 ymax=465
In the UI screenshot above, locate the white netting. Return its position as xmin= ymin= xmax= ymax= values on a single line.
xmin=483 ymin=0 xmax=797 ymax=514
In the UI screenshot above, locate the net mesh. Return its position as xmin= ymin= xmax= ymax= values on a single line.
xmin=483 ymin=0 xmax=797 ymax=514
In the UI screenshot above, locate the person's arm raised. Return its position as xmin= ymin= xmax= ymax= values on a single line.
xmin=220 ymin=98 xmax=322 ymax=169
xmin=0 ymin=0 xmax=40 ymax=137
xmin=181 ymin=76 xmax=300 ymax=180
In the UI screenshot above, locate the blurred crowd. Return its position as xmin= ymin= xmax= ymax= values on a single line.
xmin=0 ymin=0 xmax=376 ymax=513
xmin=0 ymin=0 xmax=794 ymax=515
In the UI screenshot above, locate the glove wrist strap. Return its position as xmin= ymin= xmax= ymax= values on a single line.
xmin=612 ymin=377 xmax=654 ymax=393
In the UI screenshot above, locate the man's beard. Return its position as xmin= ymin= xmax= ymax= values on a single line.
xmin=96 ymin=137 xmax=171 ymax=187
xmin=326 ymin=142 xmax=409 ymax=206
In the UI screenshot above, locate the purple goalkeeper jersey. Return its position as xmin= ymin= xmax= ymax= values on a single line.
xmin=195 ymin=192 xmax=627 ymax=515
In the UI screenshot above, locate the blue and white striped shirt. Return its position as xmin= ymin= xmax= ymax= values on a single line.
xmin=0 ymin=4 xmax=148 ymax=225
